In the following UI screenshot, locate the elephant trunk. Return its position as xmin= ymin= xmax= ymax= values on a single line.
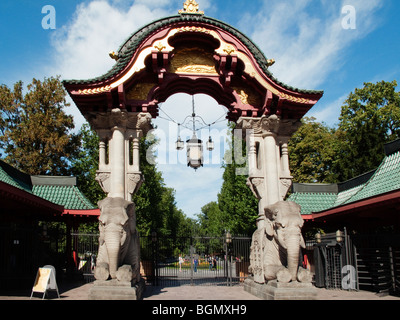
xmin=284 ymin=229 xmax=301 ymax=282
xmin=104 ymin=227 xmax=122 ymax=279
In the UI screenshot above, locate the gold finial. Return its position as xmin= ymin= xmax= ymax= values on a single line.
xmin=266 ymin=59 xmax=275 ymax=67
xmin=109 ymin=51 xmax=119 ymax=61
xmin=179 ymin=0 xmax=204 ymax=15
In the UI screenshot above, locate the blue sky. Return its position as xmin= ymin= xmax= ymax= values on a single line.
xmin=1 ymin=0 xmax=399 ymax=218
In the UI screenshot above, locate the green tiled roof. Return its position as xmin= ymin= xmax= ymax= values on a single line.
xmin=0 ymin=160 xmax=96 ymax=211
xmin=33 ymin=184 xmax=96 ymax=210
xmin=289 ymin=192 xmax=337 ymax=215
xmin=289 ymin=139 xmax=400 ymax=215
xmin=347 ymin=151 xmax=400 ymax=203
xmin=0 ymin=161 xmax=32 ymax=193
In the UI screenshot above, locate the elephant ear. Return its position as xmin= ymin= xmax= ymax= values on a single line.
xmin=98 ymin=198 xmax=108 ymax=225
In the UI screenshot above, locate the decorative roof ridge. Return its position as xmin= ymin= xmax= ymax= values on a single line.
xmin=0 ymin=160 xmax=33 ymax=193
xmin=384 ymin=138 xmax=400 ymax=156
xmin=292 ymin=183 xmax=338 ymax=194
xmin=63 ymin=14 xmax=323 ymax=95
xmin=337 ymin=169 xmax=376 ymax=193
xmin=31 ymin=175 xmax=77 ymax=186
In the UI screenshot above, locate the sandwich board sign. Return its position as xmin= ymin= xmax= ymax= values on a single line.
xmin=30 ymin=265 xmax=60 ymax=299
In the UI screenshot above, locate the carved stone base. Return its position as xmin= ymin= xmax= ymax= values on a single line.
xmin=88 ymin=278 xmax=146 ymax=300
xmin=244 ymin=277 xmax=317 ymax=300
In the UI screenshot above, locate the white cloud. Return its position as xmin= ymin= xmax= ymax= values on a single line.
xmin=306 ymin=93 xmax=347 ymax=127
xmin=47 ymin=1 xmax=175 ymax=129
xmin=50 ymin=1 xmax=171 ymax=81
xmin=245 ymin=0 xmax=383 ymax=90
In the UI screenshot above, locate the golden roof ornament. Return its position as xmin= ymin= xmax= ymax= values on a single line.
xmin=179 ymin=0 xmax=204 ymax=15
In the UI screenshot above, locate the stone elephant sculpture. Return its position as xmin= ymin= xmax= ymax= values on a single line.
xmin=249 ymin=201 xmax=312 ymax=283
xmin=94 ymin=197 xmax=140 ymax=283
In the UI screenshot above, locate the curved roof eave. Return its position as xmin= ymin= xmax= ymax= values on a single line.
xmin=63 ymin=14 xmax=323 ymax=96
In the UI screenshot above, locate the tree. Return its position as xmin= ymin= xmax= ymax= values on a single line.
xmin=70 ymin=123 xmax=106 ymax=205
xmin=199 ymin=124 xmax=258 ymax=235
xmin=335 ymin=80 xmax=400 ymax=180
xmin=0 ymin=76 xmax=80 ymax=175
xmin=196 ymin=201 xmax=224 ymax=236
xmin=133 ymin=135 xmax=192 ymax=237
xmin=288 ymin=117 xmax=339 ymax=183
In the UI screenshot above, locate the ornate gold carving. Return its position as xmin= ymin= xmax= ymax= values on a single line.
xmin=169 ymin=47 xmax=217 ymax=75
xmin=278 ymin=92 xmax=309 ymax=104
xmin=126 ymin=83 xmax=155 ymax=101
xmin=236 ymin=89 xmax=249 ymax=105
xmin=232 ymin=86 xmax=262 ymax=106
xmin=223 ymin=45 xmax=235 ymax=55
xmin=78 ymin=85 xmax=111 ymax=95
xmin=178 ymin=0 xmax=204 ymax=15
xmin=154 ymin=42 xmax=166 ymax=52
xmin=176 ymin=26 xmax=211 ymax=34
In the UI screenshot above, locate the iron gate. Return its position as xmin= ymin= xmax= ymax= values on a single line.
xmin=141 ymin=235 xmax=251 ymax=287
xmin=72 ymin=233 xmax=251 ymax=286
xmin=314 ymin=231 xmax=400 ymax=295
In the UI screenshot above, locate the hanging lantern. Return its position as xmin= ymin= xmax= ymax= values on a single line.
xmin=173 ymin=95 xmax=220 ymax=170
xmin=206 ymin=136 xmax=214 ymax=151
xmin=186 ymin=134 xmax=203 ymax=170
xmin=175 ymin=136 xmax=184 ymax=150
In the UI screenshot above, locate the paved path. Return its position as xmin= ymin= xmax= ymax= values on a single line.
xmin=1 ymin=281 xmax=400 ymax=300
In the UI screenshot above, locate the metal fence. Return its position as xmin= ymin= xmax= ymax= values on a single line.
xmin=314 ymin=230 xmax=400 ymax=295
xmin=71 ymin=233 xmax=251 ymax=286
xmin=141 ymin=235 xmax=251 ymax=287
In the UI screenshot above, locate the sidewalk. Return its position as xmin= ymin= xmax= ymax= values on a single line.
xmin=1 ymin=281 xmax=399 ymax=300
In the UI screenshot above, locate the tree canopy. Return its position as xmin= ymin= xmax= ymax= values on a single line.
xmin=289 ymin=80 xmax=400 ymax=183
xmin=0 ymin=77 xmax=80 ymax=175
xmin=335 ymin=80 xmax=400 ymax=180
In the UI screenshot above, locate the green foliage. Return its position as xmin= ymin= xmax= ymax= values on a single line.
xmin=335 ymin=80 xmax=400 ymax=180
xmin=197 ymin=123 xmax=258 ymax=236
xmin=289 ymin=80 xmax=400 ymax=183
xmin=70 ymin=123 xmax=106 ymax=205
xmin=133 ymin=136 xmax=193 ymax=237
xmin=0 ymin=76 xmax=80 ymax=175
xmin=289 ymin=117 xmax=339 ymax=183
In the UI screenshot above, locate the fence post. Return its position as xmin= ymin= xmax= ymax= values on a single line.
xmin=389 ymin=247 xmax=396 ymax=293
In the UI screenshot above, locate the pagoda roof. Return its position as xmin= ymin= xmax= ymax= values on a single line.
xmin=0 ymin=160 xmax=97 ymax=215
xmin=31 ymin=176 xmax=96 ymax=211
xmin=63 ymin=14 xmax=323 ymax=96
xmin=289 ymin=139 xmax=400 ymax=217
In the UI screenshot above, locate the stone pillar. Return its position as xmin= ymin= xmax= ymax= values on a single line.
xmin=109 ymin=126 xmax=126 ymax=198
xmin=262 ymin=132 xmax=280 ymax=206
xmin=280 ymin=139 xmax=291 ymax=177
xmin=89 ymin=109 xmax=152 ymax=200
xmin=99 ymin=140 xmax=107 ymax=168
xmin=237 ymin=115 xmax=281 ymax=229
